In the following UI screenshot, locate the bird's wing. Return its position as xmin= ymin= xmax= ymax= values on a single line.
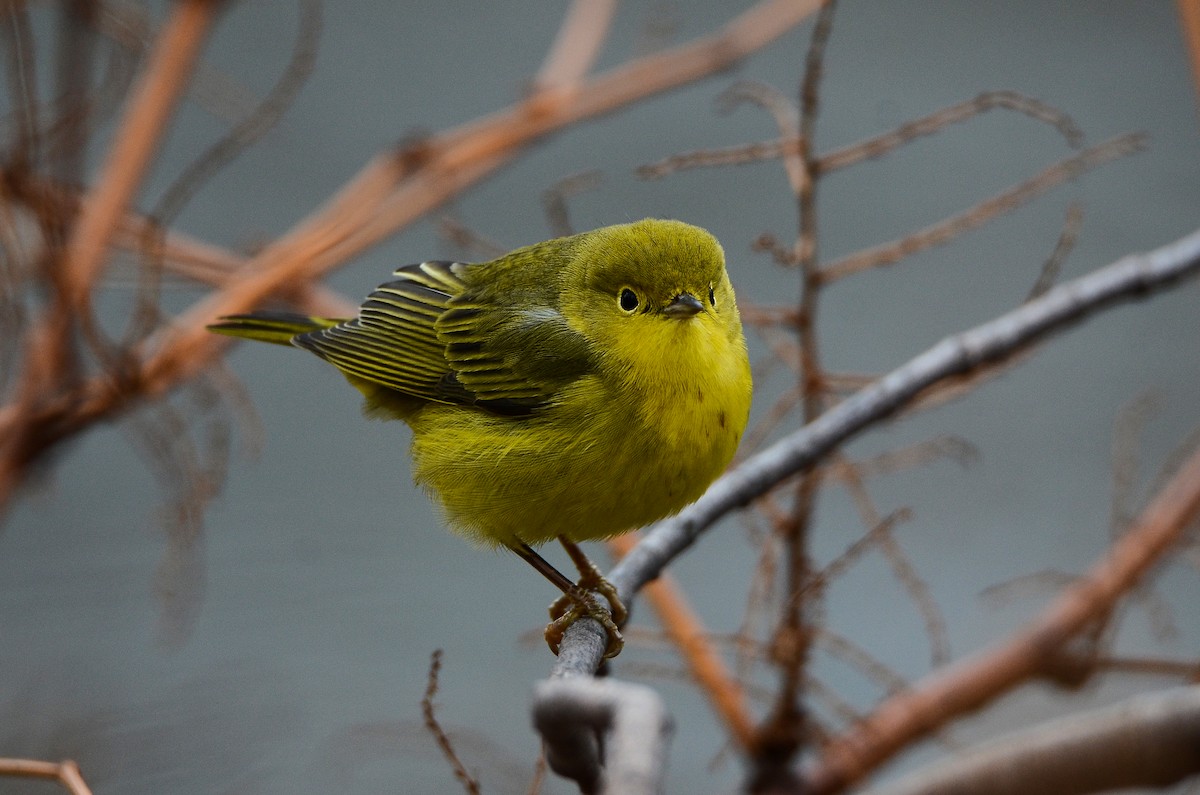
xmin=435 ymin=292 xmax=596 ymax=414
xmin=292 ymin=260 xmax=466 ymax=403
xmin=293 ymin=260 xmax=595 ymax=415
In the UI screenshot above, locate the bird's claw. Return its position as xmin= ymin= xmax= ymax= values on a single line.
xmin=545 ymin=586 xmax=625 ymax=659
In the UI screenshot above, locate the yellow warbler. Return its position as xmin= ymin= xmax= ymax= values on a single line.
xmin=210 ymin=218 xmax=752 ymax=657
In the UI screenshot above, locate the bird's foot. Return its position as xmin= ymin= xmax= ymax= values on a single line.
xmin=546 ymin=585 xmax=625 ymax=659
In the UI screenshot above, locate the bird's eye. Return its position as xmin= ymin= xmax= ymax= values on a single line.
xmin=708 ymin=285 xmax=716 ymax=307
xmin=619 ymin=288 xmax=639 ymax=313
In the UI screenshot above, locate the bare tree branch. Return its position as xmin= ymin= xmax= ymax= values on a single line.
xmin=532 ymin=678 xmax=673 ymax=795
xmin=59 ymin=0 xmax=221 ymax=312
xmin=801 ymin=426 xmax=1200 ymax=794
xmin=422 ymin=650 xmax=481 ymax=795
xmin=818 ymin=133 xmax=1144 ymax=284
xmin=0 ymin=758 xmax=93 ymax=795
xmin=857 ymin=687 xmax=1200 ymax=795
xmin=533 ymin=0 xmax=616 ymax=93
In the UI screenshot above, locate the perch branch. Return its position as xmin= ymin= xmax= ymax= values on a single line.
xmin=532 ymin=678 xmax=673 ymax=795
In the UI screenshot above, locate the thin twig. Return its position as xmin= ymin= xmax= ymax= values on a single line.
xmin=542 ymin=170 xmax=603 ymax=238
xmin=830 ymin=456 xmax=950 ymax=667
xmin=758 ymin=3 xmax=839 ymax=778
xmin=422 ymin=650 xmax=482 ymax=795
xmin=1110 ymin=392 xmax=1164 ymax=538
xmin=435 ymin=216 xmax=508 ymax=260
xmin=636 ymin=137 xmax=804 ymax=180
xmin=816 ymin=628 xmax=916 ymax=700
xmin=807 ymin=509 xmax=912 ymax=598
xmin=1 ymin=4 xmax=40 ymax=169
xmin=1025 ymin=201 xmax=1084 ymax=301
xmin=817 ymin=91 xmax=1084 ymax=174
xmin=129 ymin=0 xmax=320 ymax=343
xmin=856 ymin=687 xmax=1200 ymax=795
xmin=526 ymin=750 xmax=548 ymax=795
xmin=638 ymin=91 xmax=1084 ymax=184
xmin=0 ymin=164 xmax=356 ymax=316
xmin=825 ymin=437 xmax=979 ymax=480
xmin=802 ymin=441 xmax=1200 ymax=794
xmin=819 ymin=133 xmax=1146 ymax=284
xmin=717 ymin=80 xmax=803 ymax=191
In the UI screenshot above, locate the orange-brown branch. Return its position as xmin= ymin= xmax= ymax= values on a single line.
xmin=0 ymin=758 xmax=93 ymax=795
xmin=1178 ymin=0 xmax=1200 ymax=108
xmin=61 ymin=0 xmax=222 ymax=311
xmin=802 ymin=440 xmax=1200 ymax=794
xmin=608 ymin=533 xmax=757 ymax=751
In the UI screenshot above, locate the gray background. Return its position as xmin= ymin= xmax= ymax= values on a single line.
xmin=3 ymin=2 xmax=1199 ymax=793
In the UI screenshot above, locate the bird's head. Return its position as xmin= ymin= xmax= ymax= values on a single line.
xmin=562 ymin=218 xmax=745 ymax=383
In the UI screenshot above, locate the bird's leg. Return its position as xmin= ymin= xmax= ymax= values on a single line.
xmin=553 ymin=536 xmax=627 ymax=625
xmin=508 ymin=541 xmax=624 ymax=659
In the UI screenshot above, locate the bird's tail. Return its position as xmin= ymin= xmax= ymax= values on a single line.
xmin=207 ymin=311 xmax=343 ymax=347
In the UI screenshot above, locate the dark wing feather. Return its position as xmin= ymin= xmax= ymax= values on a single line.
xmin=437 ymin=302 xmax=594 ymax=411
xmin=293 ymin=258 xmax=596 ymax=415
xmin=293 ymin=261 xmax=466 ymax=403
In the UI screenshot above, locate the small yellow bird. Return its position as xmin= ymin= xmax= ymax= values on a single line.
xmin=210 ymin=218 xmax=752 ymax=657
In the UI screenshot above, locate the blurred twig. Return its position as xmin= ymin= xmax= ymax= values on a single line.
xmin=1178 ymin=0 xmax=1200 ymax=108
xmin=1025 ymin=201 xmax=1084 ymax=300
xmin=58 ymin=0 xmax=221 ymax=315
xmin=854 ymin=687 xmax=1200 ymax=795
xmin=831 ymin=457 xmax=950 ymax=667
xmin=754 ymin=5 xmax=839 ymax=784
xmin=0 ymin=758 xmax=93 ymax=795
xmin=819 ymin=133 xmax=1145 ymax=284
xmin=817 ymin=90 xmax=1084 ymax=174
xmin=637 ymin=91 xmax=1084 ymax=183
xmin=542 ymin=170 xmax=602 ymax=238
xmin=423 ymin=650 xmax=482 ymax=795
xmin=802 ymin=432 xmax=1200 ymax=794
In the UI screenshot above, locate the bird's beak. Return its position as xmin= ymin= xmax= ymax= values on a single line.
xmin=663 ymin=292 xmax=704 ymax=319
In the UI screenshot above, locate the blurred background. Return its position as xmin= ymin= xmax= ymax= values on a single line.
xmin=2 ymin=2 xmax=1199 ymax=793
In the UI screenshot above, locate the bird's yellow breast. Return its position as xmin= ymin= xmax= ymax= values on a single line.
xmin=403 ymin=310 xmax=751 ymax=547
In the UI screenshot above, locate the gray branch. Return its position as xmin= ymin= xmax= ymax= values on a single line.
xmin=532 ymin=677 xmax=674 ymax=795
xmin=859 ymin=686 xmax=1200 ymax=795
